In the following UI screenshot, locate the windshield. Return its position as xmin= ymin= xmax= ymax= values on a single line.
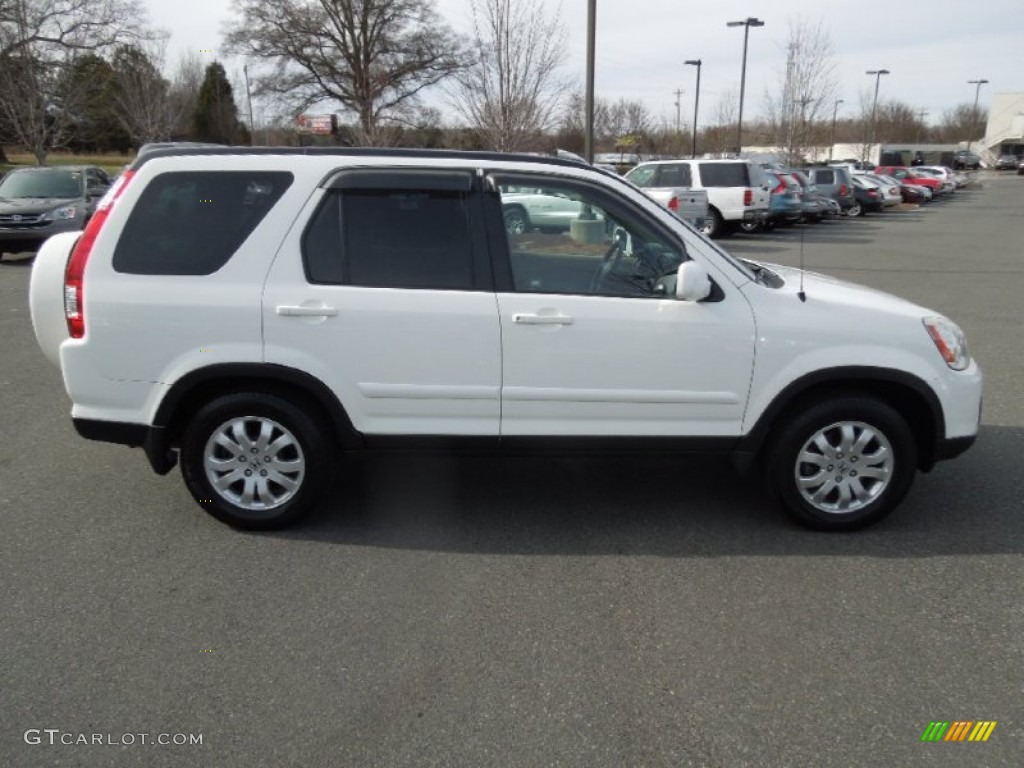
xmin=0 ymin=169 xmax=83 ymax=199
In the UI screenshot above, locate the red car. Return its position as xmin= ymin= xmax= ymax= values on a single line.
xmin=874 ymin=166 xmax=944 ymax=195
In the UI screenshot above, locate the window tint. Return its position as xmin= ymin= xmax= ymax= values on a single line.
xmin=496 ymin=179 xmax=685 ymax=298
xmin=698 ymin=162 xmax=750 ymax=187
xmin=113 ymin=171 xmax=292 ymax=275
xmin=815 ymin=169 xmax=835 ymax=185
xmin=656 ymin=163 xmax=692 ymax=187
xmin=303 ymin=189 xmax=474 ymax=290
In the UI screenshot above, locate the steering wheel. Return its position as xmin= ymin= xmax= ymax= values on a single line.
xmin=588 ymin=230 xmax=627 ymax=293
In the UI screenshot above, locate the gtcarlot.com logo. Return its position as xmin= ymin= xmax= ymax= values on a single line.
xmin=24 ymin=729 xmax=203 ymax=746
xmin=921 ymin=720 xmax=997 ymax=743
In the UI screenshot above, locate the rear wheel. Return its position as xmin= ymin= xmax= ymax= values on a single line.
xmin=846 ymin=202 xmax=862 ymax=217
xmin=766 ymin=395 xmax=917 ymax=531
xmin=180 ymin=392 xmax=334 ymax=529
xmin=739 ymin=218 xmax=761 ymax=233
xmin=701 ymin=207 xmax=725 ymax=238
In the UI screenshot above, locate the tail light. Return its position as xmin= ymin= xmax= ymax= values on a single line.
xmin=668 ymin=196 xmax=680 ymax=212
xmin=772 ymin=177 xmax=786 ymax=194
xmin=65 ymin=170 xmax=135 ymax=339
xmin=839 ymin=184 xmax=848 ymax=196
xmin=743 ymin=188 xmax=753 ymax=206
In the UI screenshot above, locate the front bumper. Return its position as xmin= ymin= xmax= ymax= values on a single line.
xmin=0 ymin=218 xmax=84 ymax=252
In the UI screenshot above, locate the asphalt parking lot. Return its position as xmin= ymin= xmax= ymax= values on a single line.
xmin=1 ymin=174 xmax=1022 ymax=767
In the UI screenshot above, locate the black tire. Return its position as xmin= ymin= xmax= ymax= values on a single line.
xmin=765 ymin=395 xmax=917 ymax=531
xmin=739 ymin=218 xmax=761 ymax=234
xmin=180 ymin=392 xmax=334 ymax=530
xmin=503 ymin=205 xmax=530 ymax=235
xmin=701 ymin=207 xmax=725 ymax=238
xmin=846 ymin=202 xmax=862 ymax=217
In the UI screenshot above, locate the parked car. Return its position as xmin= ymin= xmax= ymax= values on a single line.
xmin=804 ymin=166 xmax=856 ymax=214
xmin=849 ymin=176 xmax=882 ymax=216
xmin=785 ymin=171 xmax=828 ymax=221
xmin=0 ymin=165 xmax=111 ymax=260
xmin=625 ymin=158 xmax=770 ymax=238
xmin=616 ymin=163 xmax=709 ymax=231
xmin=1019 ymin=158 xmax=1024 ymax=175
xmin=912 ymin=167 xmax=957 ymax=195
xmin=995 ymin=154 xmax=1018 ymax=171
xmin=27 ymin=146 xmax=981 ymax=532
xmin=875 ymin=167 xmax=946 ymax=197
xmin=500 ymin=186 xmax=606 ymax=234
xmin=858 ymin=173 xmax=903 ymax=207
xmin=757 ymin=171 xmax=803 ymax=230
xmin=900 ymin=182 xmax=933 ymax=204
xmin=952 ymin=150 xmax=981 ymax=170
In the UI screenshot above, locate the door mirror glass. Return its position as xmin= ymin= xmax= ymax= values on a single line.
xmin=676 ymin=261 xmax=711 ymax=302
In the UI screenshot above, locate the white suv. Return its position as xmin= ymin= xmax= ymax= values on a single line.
xmin=28 ymin=148 xmax=981 ymax=531
xmin=625 ymin=159 xmax=770 ymax=237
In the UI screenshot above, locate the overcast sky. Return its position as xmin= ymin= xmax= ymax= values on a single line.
xmin=148 ymin=0 xmax=1024 ymax=128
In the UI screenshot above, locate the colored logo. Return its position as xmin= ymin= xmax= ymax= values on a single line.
xmin=921 ymin=721 xmax=996 ymax=742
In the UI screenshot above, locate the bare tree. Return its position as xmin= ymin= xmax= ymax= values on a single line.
xmin=451 ymin=0 xmax=568 ymax=152
xmin=224 ymin=0 xmax=464 ymax=145
xmin=0 ymin=0 xmax=144 ymax=58
xmin=763 ymin=19 xmax=838 ymax=164
xmin=111 ymin=40 xmax=179 ymax=145
xmin=0 ymin=0 xmax=146 ymax=162
xmin=933 ymin=103 xmax=988 ymax=143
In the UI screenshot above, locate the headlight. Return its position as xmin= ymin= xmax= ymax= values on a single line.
xmin=923 ymin=317 xmax=969 ymax=371
xmin=43 ymin=205 xmax=79 ymax=221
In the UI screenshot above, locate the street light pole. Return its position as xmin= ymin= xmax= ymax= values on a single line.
xmin=829 ymin=98 xmax=843 ymax=161
xmin=584 ymin=0 xmax=597 ymax=164
xmin=726 ymin=17 xmax=764 ymax=157
xmin=966 ymin=78 xmax=989 ymax=152
xmin=685 ymin=59 xmax=702 ymax=158
xmin=865 ymin=69 xmax=890 ymax=163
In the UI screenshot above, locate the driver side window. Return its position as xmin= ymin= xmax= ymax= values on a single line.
xmin=496 ymin=178 xmax=685 ymax=298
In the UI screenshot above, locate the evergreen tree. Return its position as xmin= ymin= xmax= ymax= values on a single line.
xmin=192 ymin=62 xmax=249 ymax=145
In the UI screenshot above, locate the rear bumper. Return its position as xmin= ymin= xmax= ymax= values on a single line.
xmin=73 ymin=418 xmax=178 ymax=475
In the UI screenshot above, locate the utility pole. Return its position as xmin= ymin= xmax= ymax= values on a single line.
xmin=584 ymin=0 xmax=596 ymax=163
xmin=685 ymin=59 xmax=702 ymax=158
xmin=865 ymin=69 xmax=890 ymax=163
xmin=915 ymin=108 xmax=928 ymax=143
xmin=966 ymin=78 xmax=989 ymax=152
xmin=674 ymin=89 xmax=684 ymax=134
xmin=829 ymin=99 xmax=843 ymax=161
xmin=726 ymin=17 xmax=764 ymax=156
xmin=243 ymin=64 xmax=255 ymax=144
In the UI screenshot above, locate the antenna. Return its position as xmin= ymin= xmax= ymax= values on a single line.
xmin=797 ymin=217 xmax=807 ymax=302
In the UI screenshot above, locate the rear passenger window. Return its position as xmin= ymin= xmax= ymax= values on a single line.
xmin=698 ymin=163 xmax=749 ymax=187
xmin=113 ymin=171 xmax=292 ymax=275
xmin=303 ymin=189 xmax=474 ymax=290
xmin=656 ymin=163 xmax=692 ymax=187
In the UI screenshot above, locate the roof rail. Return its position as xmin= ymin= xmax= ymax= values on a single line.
xmin=128 ymin=146 xmax=591 ymax=172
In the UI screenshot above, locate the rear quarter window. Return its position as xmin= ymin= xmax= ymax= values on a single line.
xmin=815 ymin=169 xmax=835 ymax=185
xmin=656 ymin=163 xmax=692 ymax=187
xmin=113 ymin=171 xmax=293 ymax=275
xmin=698 ymin=163 xmax=750 ymax=187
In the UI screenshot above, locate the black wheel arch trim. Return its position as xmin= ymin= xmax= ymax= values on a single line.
xmin=153 ymin=363 xmax=363 ymax=450
xmin=734 ymin=366 xmax=946 ymax=471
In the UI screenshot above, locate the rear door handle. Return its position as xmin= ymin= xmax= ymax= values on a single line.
xmin=512 ymin=313 xmax=574 ymax=325
xmin=276 ymin=305 xmax=339 ymax=317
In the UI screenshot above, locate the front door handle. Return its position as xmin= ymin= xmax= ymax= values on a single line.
xmin=512 ymin=313 xmax=574 ymax=325
xmin=276 ymin=305 xmax=339 ymax=317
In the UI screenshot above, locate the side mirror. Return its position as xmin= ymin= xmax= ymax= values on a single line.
xmin=675 ymin=261 xmax=712 ymax=302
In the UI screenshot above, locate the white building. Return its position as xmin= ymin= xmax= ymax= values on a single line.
xmin=982 ymin=92 xmax=1024 ymax=158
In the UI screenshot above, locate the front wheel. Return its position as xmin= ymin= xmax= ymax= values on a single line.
xmin=180 ymin=392 xmax=334 ymax=529
xmin=846 ymin=203 xmax=862 ymax=217
xmin=503 ymin=206 xmax=530 ymax=235
xmin=766 ymin=395 xmax=917 ymax=531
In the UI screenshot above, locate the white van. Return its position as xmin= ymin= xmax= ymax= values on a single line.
xmin=625 ymin=159 xmax=770 ymax=237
